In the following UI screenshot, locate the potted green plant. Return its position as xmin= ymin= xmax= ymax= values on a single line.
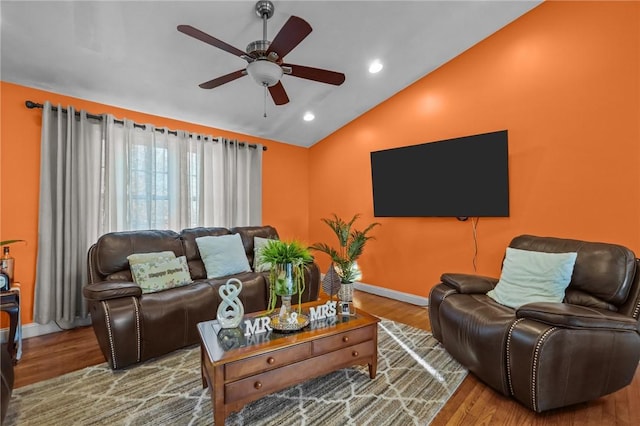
xmin=258 ymin=239 xmax=314 ymax=318
xmin=310 ymin=214 xmax=380 ymax=284
xmin=310 ymin=214 xmax=380 ymax=313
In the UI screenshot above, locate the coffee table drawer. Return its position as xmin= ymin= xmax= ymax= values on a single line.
xmin=322 ymin=340 xmax=376 ymax=366
xmin=312 ymin=325 xmax=375 ymax=355
xmin=225 ymin=342 xmax=312 ymax=381
xmin=225 ymin=340 xmax=375 ymax=404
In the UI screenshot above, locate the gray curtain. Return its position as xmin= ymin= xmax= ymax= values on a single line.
xmin=201 ymin=138 xmax=263 ymax=227
xmin=33 ymin=103 xmax=263 ymax=328
xmin=34 ymin=102 xmax=104 ymax=328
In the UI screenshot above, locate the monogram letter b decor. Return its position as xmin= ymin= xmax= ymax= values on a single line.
xmin=217 ymin=278 xmax=244 ymax=328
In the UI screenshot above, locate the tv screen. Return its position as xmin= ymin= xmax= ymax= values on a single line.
xmin=370 ymin=130 xmax=509 ymax=218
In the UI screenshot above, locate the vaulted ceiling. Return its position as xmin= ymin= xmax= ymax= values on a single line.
xmin=1 ymin=1 xmax=541 ymax=147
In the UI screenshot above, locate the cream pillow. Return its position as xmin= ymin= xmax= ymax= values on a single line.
xmin=253 ymin=236 xmax=276 ymax=272
xmin=130 ymin=256 xmax=192 ymax=294
xmin=487 ymin=247 xmax=577 ymax=309
xmin=196 ymin=233 xmax=252 ymax=279
xmin=127 ymin=251 xmax=176 ymax=267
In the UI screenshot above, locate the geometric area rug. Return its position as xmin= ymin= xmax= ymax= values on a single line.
xmin=5 ymin=319 xmax=467 ymax=426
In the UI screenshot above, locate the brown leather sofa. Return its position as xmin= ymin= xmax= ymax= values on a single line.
xmin=429 ymin=235 xmax=640 ymax=412
xmin=83 ymin=225 xmax=320 ymax=370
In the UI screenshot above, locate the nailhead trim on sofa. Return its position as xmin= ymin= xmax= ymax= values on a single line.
xmin=133 ymin=297 xmax=141 ymax=363
xmin=506 ymin=318 xmax=525 ymax=396
xmin=101 ymin=301 xmax=117 ymax=369
xmin=531 ymin=327 xmax=557 ymax=412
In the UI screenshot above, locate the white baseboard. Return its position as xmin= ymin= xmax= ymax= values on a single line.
xmin=354 ymin=281 xmax=429 ymax=307
xmin=319 ymin=273 xmax=429 ymax=307
xmin=1 ymin=317 xmax=92 ymax=343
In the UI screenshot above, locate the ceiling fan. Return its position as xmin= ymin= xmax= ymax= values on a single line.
xmin=178 ymin=0 xmax=346 ymax=107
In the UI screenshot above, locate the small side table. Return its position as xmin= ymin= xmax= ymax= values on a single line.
xmin=1 ymin=289 xmax=20 ymax=364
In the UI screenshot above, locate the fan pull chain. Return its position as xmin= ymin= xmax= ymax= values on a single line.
xmin=263 ymin=85 xmax=268 ymax=118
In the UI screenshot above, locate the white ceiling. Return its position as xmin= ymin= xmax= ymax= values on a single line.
xmin=1 ymin=1 xmax=540 ymax=147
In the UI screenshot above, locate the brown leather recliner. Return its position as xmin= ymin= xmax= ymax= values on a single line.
xmin=83 ymin=225 xmax=320 ymax=370
xmin=429 ymin=235 xmax=640 ymax=412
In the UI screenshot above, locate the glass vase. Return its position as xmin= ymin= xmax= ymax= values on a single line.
xmin=275 ymin=263 xmax=295 ymax=297
xmin=275 ymin=263 xmax=295 ymax=322
xmin=279 ymin=294 xmax=293 ymax=321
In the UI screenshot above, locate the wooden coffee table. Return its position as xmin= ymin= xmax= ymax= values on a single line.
xmin=197 ymin=302 xmax=379 ymax=425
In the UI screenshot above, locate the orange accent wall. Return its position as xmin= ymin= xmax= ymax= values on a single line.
xmin=308 ymin=1 xmax=640 ymax=296
xmin=2 ymin=1 xmax=639 ymax=327
xmin=0 ymin=82 xmax=309 ymax=325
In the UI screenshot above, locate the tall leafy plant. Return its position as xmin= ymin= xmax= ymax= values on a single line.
xmin=310 ymin=214 xmax=380 ymax=284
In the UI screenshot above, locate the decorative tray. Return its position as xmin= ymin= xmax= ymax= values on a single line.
xmin=269 ymin=313 xmax=310 ymax=332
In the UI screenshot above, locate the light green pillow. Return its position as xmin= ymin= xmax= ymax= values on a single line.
xmin=130 ymin=256 xmax=192 ymax=294
xmin=254 ymin=236 xmax=277 ymax=272
xmin=487 ymin=247 xmax=577 ymax=309
xmin=196 ymin=233 xmax=252 ymax=279
xmin=127 ymin=251 xmax=176 ymax=267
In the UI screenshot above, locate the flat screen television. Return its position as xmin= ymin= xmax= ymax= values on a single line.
xmin=370 ymin=130 xmax=509 ymax=218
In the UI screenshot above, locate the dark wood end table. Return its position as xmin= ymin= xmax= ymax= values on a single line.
xmin=0 ymin=290 xmax=20 ymax=364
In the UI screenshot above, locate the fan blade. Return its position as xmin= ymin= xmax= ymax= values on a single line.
xmin=268 ymin=81 xmax=290 ymax=105
xmin=199 ymin=70 xmax=246 ymax=89
xmin=266 ymin=16 xmax=312 ymax=59
xmin=178 ymin=25 xmax=251 ymax=60
xmin=283 ymin=63 xmax=346 ymax=86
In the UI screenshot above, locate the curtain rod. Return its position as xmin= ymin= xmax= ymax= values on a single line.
xmin=25 ymin=100 xmax=267 ymax=151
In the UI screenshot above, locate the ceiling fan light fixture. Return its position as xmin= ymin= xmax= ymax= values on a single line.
xmin=247 ymin=59 xmax=282 ymax=87
xmin=179 ymin=0 xmax=344 ymax=108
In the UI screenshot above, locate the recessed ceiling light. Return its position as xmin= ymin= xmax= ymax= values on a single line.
xmin=303 ymin=112 xmax=315 ymax=121
xmin=369 ymin=59 xmax=383 ymax=74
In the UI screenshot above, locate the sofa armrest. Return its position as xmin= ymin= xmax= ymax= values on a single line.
xmin=440 ymin=273 xmax=498 ymax=294
xmin=516 ymin=302 xmax=639 ymax=332
xmin=83 ymin=281 xmax=142 ymax=301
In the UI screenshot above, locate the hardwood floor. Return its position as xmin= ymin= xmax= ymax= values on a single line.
xmin=11 ymin=291 xmax=640 ymax=424
xmin=13 ymin=324 xmax=104 ymax=388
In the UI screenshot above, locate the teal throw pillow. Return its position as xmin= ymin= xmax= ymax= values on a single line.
xmin=196 ymin=233 xmax=252 ymax=279
xmin=487 ymin=247 xmax=577 ymax=309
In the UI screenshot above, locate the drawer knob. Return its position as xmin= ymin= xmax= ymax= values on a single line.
xmin=342 ymin=336 xmax=349 ymax=343
xmin=352 ymin=351 xmax=359 ymax=357
xmin=254 ymin=381 xmax=263 ymax=390
xmin=267 ymin=357 xmax=275 ymax=365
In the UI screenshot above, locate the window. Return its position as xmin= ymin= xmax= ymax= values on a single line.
xmin=129 ymin=143 xmax=170 ymax=230
xmin=104 ymin=122 xmax=261 ymax=232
